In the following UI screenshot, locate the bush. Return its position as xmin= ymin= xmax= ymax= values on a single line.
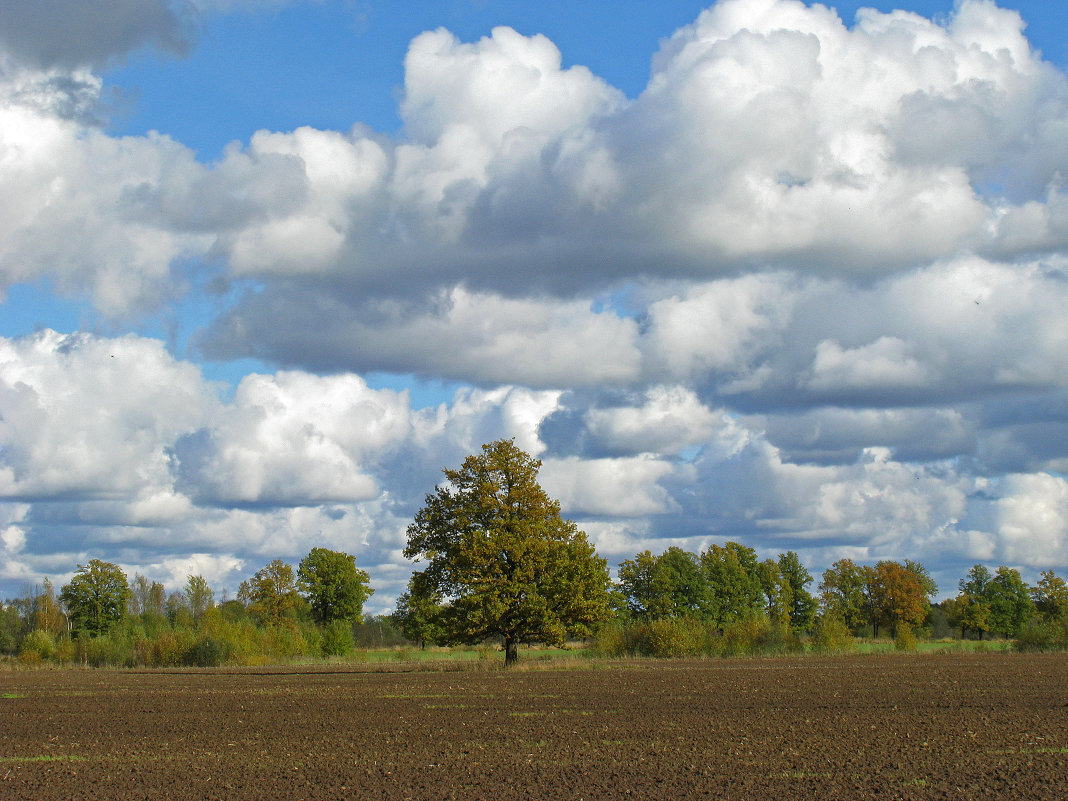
xmin=186 ymin=636 xmax=229 ymax=667
xmin=812 ymin=615 xmax=856 ymax=653
xmin=153 ymin=630 xmax=197 ymax=666
xmin=320 ymin=621 xmax=354 ymax=657
xmin=592 ymin=622 xmax=635 ymax=658
xmin=19 ymin=629 xmax=57 ymax=661
xmin=644 ymin=618 xmax=705 ymax=658
xmin=80 ymin=630 xmax=138 ymax=667
xmin=1014 ymin=620 xmax=1068 ymax=652
xmin=754 ymin=621 xmax=803 ymax=656
xmin=895 ymin=624 xmax=918 ymax=652
xmin=718 ymin=616 xmax=770 ymax=657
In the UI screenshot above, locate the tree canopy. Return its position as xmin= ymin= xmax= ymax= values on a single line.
xmin=297 ymin=548 xmax=374 ymax=625
xmin=403 ymin=439 xmax=612 ymax=665
xmin=238 ymin=559 xmax=301 ymax=628
xmin=60 ymin=559 xmax=131 ymax=636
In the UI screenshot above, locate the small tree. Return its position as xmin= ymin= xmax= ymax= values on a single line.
xmin=1031 ymin=570 xmax=1068 ymax=623
xmin=778 ymin=551 xmax=817 ymax=634
xmin=404 ymin=439 xmax=612 ymax=665
xmin=987 ymin=566 xmax=1034 ymax=637
xmin=185 ymin=575 xmax=215 ymax=621
xmin=238 ymin=560 xmax=300 ymax=628
xmin=819 ymin=559 xmax=868 ymax=633
xmin=701 ymin=541 xmax=764 ymax=630
xmin=393 ymin=574 xmax=446 ymax=649
xmin=60 ymin=560 xmax=132 ymax=636
xmin=297 ymin=548 xmax=373 ymax=626
xmin=33 ymin=579 xmax=66 ymax=636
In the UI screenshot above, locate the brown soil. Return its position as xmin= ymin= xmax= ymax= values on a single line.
xmin=2 ymin=653 xmax=1067 ymax=800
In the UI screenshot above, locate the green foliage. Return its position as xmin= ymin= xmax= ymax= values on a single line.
xmin=617 ymin=547 xmax=710 ymax=621
xmin=184 ymin=575 xmax=215 ymax=621
xmin=700 ymin=542 xmax=764 ymax=630
xmin=238 ymin=559 xmax=301 ymax=628
xmin=404 ymin=439 xmax=613 ymax=665
xmin=1030 ymin=570 xmax=1068 ymax=623
xmin=297 ymin=548 xmax=373 ymax=625
xmin=60 ymin=560 xmax=132 ymax=637
xmin=819 ymin=559 xmax=868 ymax=633
xmin=320 ymin=620 xmax=355 ymax=657
xmin=19 ymin=629 xmax=57 ymax=661
xmin=393 ymin=576 xmax=446 ymax=647
xmin=778 ymin=551 xmax=817 ymax=634
xmin=987 ymin=566 xmax=1035 ymax=637
xmin=1013 ymin=619 xmax=1068 ymax=652
xmin=186 ymin=636 xmax=229 ymax=667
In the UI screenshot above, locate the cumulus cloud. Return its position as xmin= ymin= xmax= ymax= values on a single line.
xmin=5 ymin=1 xmax=1068 ymax=319
xmin=995 ymin=473 xmax=1068 ymax=565
xmin=4 ymin=2 xmax=1068 ymax=603
xmin=0 ymin=330 xmax=213 ymax=499
xmin=174 ymin=371 xmax=411 ymax=506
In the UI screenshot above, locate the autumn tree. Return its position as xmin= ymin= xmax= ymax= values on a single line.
xmin=297 ymin=548 xmax=374 ymax=625
xmin=238 ymin=559 xmax=301 ymax=628
xmin=60 ymin=560 xmax=132 ymax=636
xmin=864 ymin=561 xmax=929 ymax=638
xmin=403 ymin=439 xmax=612 ymax=665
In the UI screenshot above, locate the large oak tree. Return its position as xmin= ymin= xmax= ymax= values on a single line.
xmin=403 ymin=439 xmax=612 ymax=665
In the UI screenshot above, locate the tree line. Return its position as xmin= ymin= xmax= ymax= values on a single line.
xmin=4 ymin=439 xmax=1068 ymax=666
xmin=2 ymin=549 xmax=382 ymax=667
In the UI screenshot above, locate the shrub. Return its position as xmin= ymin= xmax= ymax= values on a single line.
xmin=186 ymin=636 xmax=229 ymax=667
xmin=644 ymin=617 xmax=705 ymax=658
xmin=718 ymin=616 xmax=770 ymax=657
xmin=754 ymin=621 xmax=803 ymax=656
xmin=895 ymin=624 xmax=918 ymax=652
xmin=320 ymin=620 xmax=354 ymax=657
xmin=1014 ymin=620 xmax=1068 ymax=652
xmin=19 ymin=629 xmax=57 ymax=661
xmin=592 ymin=622 xmax=634 ymax=658
xmin=811 ymin=615 xmax=856 ymax=653
xmin=81 ymin=630 xmax=137 ymax=667
xmin=153 ymin=630 xmax=197 ymax=666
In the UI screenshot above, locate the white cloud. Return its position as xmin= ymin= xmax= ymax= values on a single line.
xmin=175 ymin=371 xmax=411 ymax=506
xmin=0 ymin=330 xmax=213 ymax=499
xmin=4 ymin=2 xmax=1068 ymax=603
xmin=541 ymin=455 xmax=678 ymax=517
xmin=995 ymin=473 xmax=1068 ymax=565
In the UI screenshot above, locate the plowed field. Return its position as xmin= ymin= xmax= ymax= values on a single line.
xmin=2 ymin=653 xmax=1067 ymax=799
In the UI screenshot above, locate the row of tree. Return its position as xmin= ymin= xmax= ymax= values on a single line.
xmin=1 ymin=548 xmax=376 ymax=665
xmin=4 ymin=439 xmax=1068 ymax=666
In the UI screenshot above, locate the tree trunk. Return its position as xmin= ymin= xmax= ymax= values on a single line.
xmin=504 ymin=637 xmax=519 ymax=667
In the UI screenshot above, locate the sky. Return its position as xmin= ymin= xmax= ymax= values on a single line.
xmin=2 ymin=0 xmax=1068 ymax=612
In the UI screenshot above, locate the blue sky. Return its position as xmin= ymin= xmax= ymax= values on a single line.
xmin=2 ymin=0 xmax=1068 ymax=609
